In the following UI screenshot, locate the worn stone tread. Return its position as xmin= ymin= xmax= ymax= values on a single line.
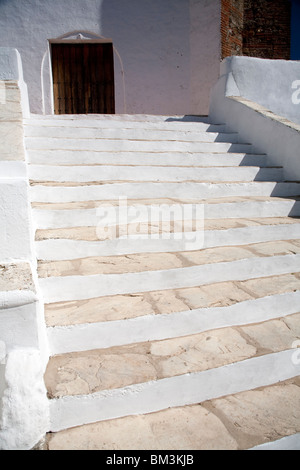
xmin=44 ymin=272 xmax=300 ymax=327
xmin=45 ymin=378 xmax=300 ymax=450
xmin=26 ymin=114 xmax=300 ymax=445
xmin=35 ymin=217 xmax=300 ymax=242
xmin=44 ymin=313 xmax=300 ymax=399
xmin=37 ymin=239 xmax=300 ymax=278
xmin=30 ymin=196 xmax=300 ymax=212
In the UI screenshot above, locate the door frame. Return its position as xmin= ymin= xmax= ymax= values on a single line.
xmin=49 ymin=38 xmax=115 ymax=114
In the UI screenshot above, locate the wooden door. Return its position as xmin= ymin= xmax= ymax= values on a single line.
xmin=51 ymin=42 xmax=115 ymax=115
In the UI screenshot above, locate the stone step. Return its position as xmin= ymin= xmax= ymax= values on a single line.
xmin=47 ymin=348 xmax=299 ymax=433
xmin=44 ymin=272 xmax=300 ymax=328
xmin=25 ymin=119 xmax=222 ymax=133
xmin=25 ymin=114 xmax=214 ymax=125
xmin=35 ymin=221 xmax=300 ymax=260
xmin=28 ymin=165 xmax=284 ymax=184
xmin=37 ymin=239 xmax=300 ymax=278
xmin=29 ymin=182 xmax=300 ymax=204
xmin=25 ymin=126 xmax=240 ymax=143
xmin=38 ymin=245 xmax=300 ymax=304
xmin=32 ymin=199 xmax=300 ymax=230
xmin=25 ymin=137 xmax=253 ymax=154
xmin=27 ymin=149 xmax=269 ymax=167
xmin=45 ymin=378 xmax=300 ymax=450
xmin=47 ymin=290 xmax=300 ymax=355
xmin=34 ymin=217 xmax=300 ymax=242
xmin=45 ymin=310 xmax=300 ymax=398
xmin=26 ymin=115 xmax=300 ymax=449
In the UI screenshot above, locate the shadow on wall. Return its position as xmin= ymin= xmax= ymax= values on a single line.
xmin=100 ymin=0 xmax=191 ymax=115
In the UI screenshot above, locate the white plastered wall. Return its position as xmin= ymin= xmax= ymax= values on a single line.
xmin=0 ymin=0 xmax=221 ymax=116
xmin=0 ymin=48 xmax=49 ymax=450
xmin=209 ymin=56 xmax=300 ymax=181
xmin=220 ymin=56 xmax=300 ymax=125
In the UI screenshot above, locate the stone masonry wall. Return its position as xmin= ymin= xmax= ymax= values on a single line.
xmin=243 ymin=0 xmax=291 ymax=59
xmin=222 ymin=0 xmax=291 ymax=60
xmin=221 ymin=0 xmax=244 ymax=59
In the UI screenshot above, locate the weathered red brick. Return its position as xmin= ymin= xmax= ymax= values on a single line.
xmin=221 ymin=0 xmax=291 ymax=60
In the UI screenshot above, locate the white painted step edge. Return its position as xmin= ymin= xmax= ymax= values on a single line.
xmin=24 ymin=118 xmax=224 ymax=132
xmin=32 ymin=201 xmax=300 ymax=230
xmin=250 ymin=433 xmax=300 ymax=450
xmin=29 ymin=182 xmax=300 ymax=204
xmin=38 ymin=253 xmax=300 ymax=303
xmin=26 ymin=138 xmax=252 ymax=154
xmin=27 ymin=150 xmax=268 ymax=167
xmin=28 ymin=165 xmax=283 ymax=183
xmin=47 ymin=291 xmax=300 ymax=354
xmin=25 ymin=128 xmax=240 ymax=143
xmin=24 ymin=114 xmax=213 ymax=124
xmin=49 ymin=349 xmax=300 ymax=432
xmin=33 ymin=202 xmax=207 ymax=229
xmin=35 ymin=223 xmax=300 ymax=260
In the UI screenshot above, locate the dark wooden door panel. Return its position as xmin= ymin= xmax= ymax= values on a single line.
xmin=51 ymin=43 xmax=115 ymax=115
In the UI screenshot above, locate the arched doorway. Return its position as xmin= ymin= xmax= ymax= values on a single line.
xmin=50 ymin=32 xmax=115 ymax=114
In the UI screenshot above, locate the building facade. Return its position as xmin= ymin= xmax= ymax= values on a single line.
xmin=0 ymin=0 xmax=220 ymax=115
xmin=0 ymin=0 xmax=296 ymax=117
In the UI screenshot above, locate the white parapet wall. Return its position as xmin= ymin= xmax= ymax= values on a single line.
xmin=0 ymin=48 xmax=49 ymax=450
xmin=209 ymin=56 xmax=300 ymax=181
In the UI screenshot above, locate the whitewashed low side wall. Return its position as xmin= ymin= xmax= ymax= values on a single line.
xmin=0 ymin=48 xmax=49 ymax=450
xmin=0 ymin=298 xmax=49 ymax=450
xmin=209 ymin=58 xmax=300 ymax=182
xmin=0 ymin=48 xmax=30 ymax=118
xmin=220 ymin=56 xmax=300 ymax=125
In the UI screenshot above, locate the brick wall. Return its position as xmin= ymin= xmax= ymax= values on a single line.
xmin=221 ymin=0 xmax=291 ymax=60
xmin=221 ymin=0 xmax=244 ymax=58
xmin=243 ymin=0 xmax=291 ymax=59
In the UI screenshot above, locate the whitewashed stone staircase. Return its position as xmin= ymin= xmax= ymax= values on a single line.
xmin=24 ymin=114 xmax=300 ymax=450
